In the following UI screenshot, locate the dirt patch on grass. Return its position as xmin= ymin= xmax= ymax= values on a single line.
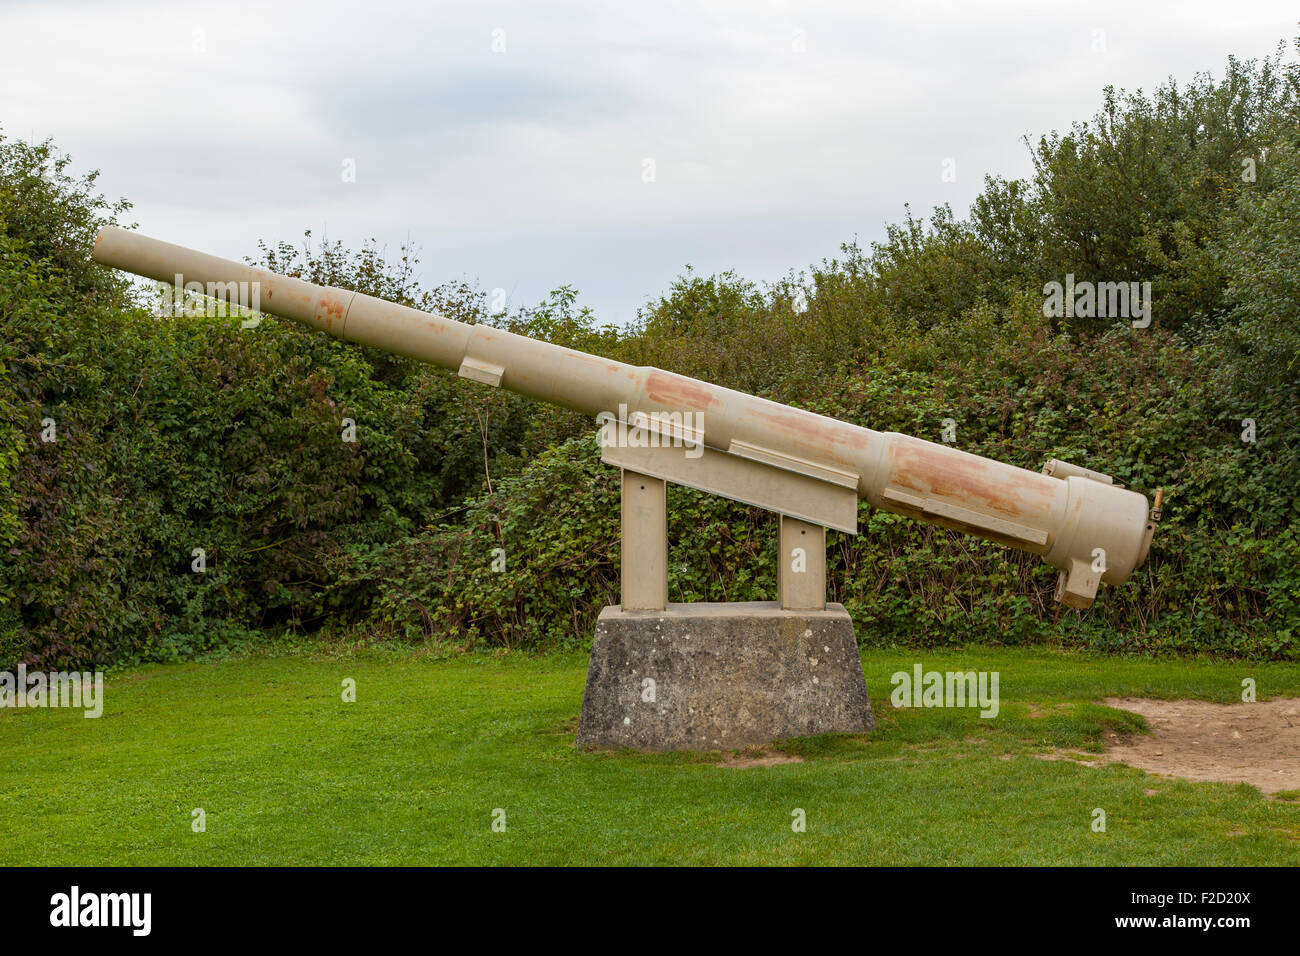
xmin=1036 ymin=750 xmax=1100 ymax=763
xmin=1100 ymin=697 xmax=1300 ymax=794
xmin=1026 ymin=702 xmax=1072 ymax=718
xmin=718 ymin=750 xmax=805 ymax=769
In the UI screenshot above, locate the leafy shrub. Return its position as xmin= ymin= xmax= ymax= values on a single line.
xmin=4 ymin=36 xmax=1299 ymax=665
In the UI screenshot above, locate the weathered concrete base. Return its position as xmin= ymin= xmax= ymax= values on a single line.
xmin=576 ymin=601 xmax=874 ymax=752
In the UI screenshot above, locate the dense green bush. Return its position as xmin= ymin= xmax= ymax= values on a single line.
xmin=3 ymin=37 xmax=1299 ymax=666
xmin=356 ymin=41 xmax=1300 ymax=660
xmin=0 ymin=134 xmax=587 ymax=667
xmin=363 ymin=294 xmax=1297 ymax=659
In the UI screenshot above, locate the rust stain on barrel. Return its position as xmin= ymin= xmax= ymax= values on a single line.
xmin=646 ymin=370 xmax=720 ymax=411
xmin=319 ymin=294 xmax=346 ymax=319
xmin=751 ymin=404 xmax=855 ymax=452
xmin=893 ymin=441 xmax=1054 ymax=518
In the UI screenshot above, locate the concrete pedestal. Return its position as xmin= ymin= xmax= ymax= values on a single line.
xmin=576 ymin=601 xmax=874 ymax=752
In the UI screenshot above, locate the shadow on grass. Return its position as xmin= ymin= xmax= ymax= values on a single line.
xmin=551 ymin=700 xmax=1152 ymax=767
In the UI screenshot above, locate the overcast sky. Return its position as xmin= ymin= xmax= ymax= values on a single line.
xmin=2 ymin=1 xmax=1296 ymax=323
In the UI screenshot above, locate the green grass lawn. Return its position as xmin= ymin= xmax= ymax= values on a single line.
xmin=2 ymin=645 xmax=1298 ymax=865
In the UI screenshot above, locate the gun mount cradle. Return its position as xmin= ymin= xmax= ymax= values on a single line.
xmin=577 ymin=433 xmax=875 ymax=750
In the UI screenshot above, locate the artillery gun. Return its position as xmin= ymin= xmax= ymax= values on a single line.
xmin=93 ymin=227 xmax=1159 ymax=751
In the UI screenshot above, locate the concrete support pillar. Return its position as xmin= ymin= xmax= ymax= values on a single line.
xmin=778 ymin=515 xmax=826 ymax=611
xmin=621 ymin=470 xmax=668 ymax=611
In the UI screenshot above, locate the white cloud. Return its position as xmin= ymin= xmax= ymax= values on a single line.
xmin=1 ymin=0 xmax=1295 ymax=321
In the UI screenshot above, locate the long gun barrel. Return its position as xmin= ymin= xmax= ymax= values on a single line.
xmin=92 ymin=226 xmax=1157 ymax=608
